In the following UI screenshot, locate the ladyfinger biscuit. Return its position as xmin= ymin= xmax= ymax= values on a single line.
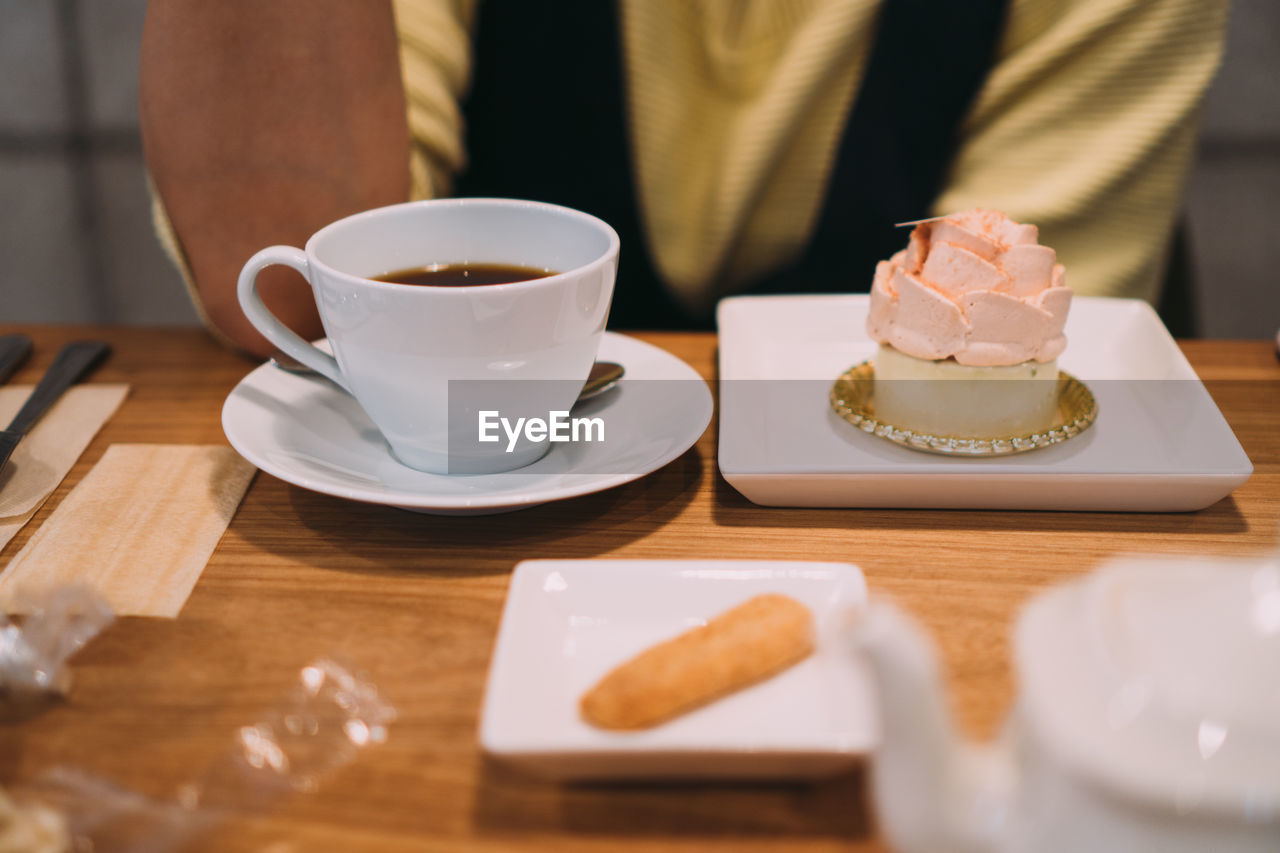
xmin=580 ymin=593 xmax=814 ymax=730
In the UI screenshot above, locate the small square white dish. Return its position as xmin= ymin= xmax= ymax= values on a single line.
xmin=717 ymin=295 xmax=1252 ymax=511
xmin=479 ymin=559 xmax=873 ymax=781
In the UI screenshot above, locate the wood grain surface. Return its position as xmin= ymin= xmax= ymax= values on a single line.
xmin=1 ymin=327 xmax=1277 ymax=852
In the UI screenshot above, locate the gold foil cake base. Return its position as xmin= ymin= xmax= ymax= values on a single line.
xmin=829 ymin=362 xmax=1098 ymax=456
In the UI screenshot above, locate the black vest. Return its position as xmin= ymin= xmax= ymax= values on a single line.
xmin=456 ymin=0 xmax=1009 ymax=330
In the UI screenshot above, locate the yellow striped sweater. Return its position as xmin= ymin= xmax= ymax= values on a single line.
xmin=393 ymin=0 xmax=1227 ymax=310
xmin=154 ymin=0 xmax=1226 ymax=316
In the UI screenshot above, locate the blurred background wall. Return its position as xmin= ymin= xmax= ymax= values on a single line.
xmin=1 ymin=0 xmax=1277 ymax=337
xmin=0 ymin=0 xmax=193 ymax=325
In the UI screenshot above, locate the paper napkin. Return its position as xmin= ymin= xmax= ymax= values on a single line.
xmin=0 ymin=444 xmax=256 ymax=617
xmin=0 ymin=384 xmax=129 ymax=553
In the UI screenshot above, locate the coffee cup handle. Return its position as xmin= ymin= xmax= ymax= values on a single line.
xmin=237 ymin=246 xmax=350 ymax=392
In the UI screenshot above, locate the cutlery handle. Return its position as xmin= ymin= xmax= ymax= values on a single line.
xmin=0 ymin=334 xmax=33 ymax=385
xmin=7 ymin=341 xmax=111 ymax=434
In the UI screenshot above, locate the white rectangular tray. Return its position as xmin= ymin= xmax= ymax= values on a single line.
xmin=717 ymin=295 xmax=1251 ymax=511
xmin=479 ymin=559 xmax=874 ymax=781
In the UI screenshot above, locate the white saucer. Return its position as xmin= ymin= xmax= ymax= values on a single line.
xmin=222 ymin=333 xmax=712 ymax=514
xmin=480 ymin=559 xmax=873 ymax=781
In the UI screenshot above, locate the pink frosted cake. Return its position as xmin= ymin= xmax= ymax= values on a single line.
xmin=866 ymin=209 xmax=1073 ymax=438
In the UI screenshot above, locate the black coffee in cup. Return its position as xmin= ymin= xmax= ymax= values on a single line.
xmin=373 ymin=263 xmax=555 ymax=287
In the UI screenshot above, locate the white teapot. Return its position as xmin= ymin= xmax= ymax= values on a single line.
xmin=854 ymin=556 xmax=1280 ymax=853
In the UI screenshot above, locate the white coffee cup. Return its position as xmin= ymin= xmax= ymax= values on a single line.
xmin=238 ymin=198 xmax=618 ymax=475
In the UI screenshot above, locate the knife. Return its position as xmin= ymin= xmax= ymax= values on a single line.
xmin=0 ymin=334 xmax=33 ymax=385
xmin=0 ymin=340 xmax=111 ymax=476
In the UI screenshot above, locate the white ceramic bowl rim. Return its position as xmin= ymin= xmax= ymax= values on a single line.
xmin=1018 ymin=557 xmax=1280 ymax=819
xmin=303 ymin=197 xmax=621 ymax=295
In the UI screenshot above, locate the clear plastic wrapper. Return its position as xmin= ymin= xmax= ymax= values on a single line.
xmin=197 ymin=657 xmax=396 ymax=805
xmin=8 ymin=658 xmax=394 ymax=852
xmin=0 ymin=585 xmax=114 ymax=716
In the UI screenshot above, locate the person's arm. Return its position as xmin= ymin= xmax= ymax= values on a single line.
xmin=139 ymin=0 xmax=410 ymax=357
xmin=932 ymin=0 xmax=1228 ymax=303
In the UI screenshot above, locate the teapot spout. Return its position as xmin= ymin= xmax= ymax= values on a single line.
xmin=853 ymin=601 xmax=1013 ymax=853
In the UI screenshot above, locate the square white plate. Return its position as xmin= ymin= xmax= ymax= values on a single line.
xmin=717 ymin=295 xmax=1252 ymax=511
xmin=479 ymin=559 xmax=874 ymax=781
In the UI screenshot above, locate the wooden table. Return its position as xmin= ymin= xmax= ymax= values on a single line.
xmin=2 ymin=327 xmax=1278 ymax=851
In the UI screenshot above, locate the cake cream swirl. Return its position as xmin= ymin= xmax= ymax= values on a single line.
xmin=867 ymin=209 xmax=1071 ymax=366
